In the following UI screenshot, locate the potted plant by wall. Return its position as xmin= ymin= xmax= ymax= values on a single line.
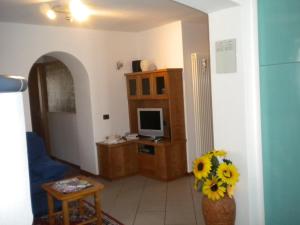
xmin=193 ymin=150 xmax=239 ymax=225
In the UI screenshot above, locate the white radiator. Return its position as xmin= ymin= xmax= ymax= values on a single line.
xmin=191 ymin=53 xmax=214 ymax=156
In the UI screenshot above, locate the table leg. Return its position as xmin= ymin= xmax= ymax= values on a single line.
xmin=95 ymin=191 xmax=102 ymax=225
xmin=47 ymin=194 xmax=55 ymax=225
xmin=62 ymin=201 xmax=70 ymax=225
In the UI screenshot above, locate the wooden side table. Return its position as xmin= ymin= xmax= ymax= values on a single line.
xmin=42 ymin=176 xmax=104 ymax=225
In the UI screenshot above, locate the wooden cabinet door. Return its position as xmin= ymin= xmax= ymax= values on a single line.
xmin=138 ymin=153 xmax=156 ymax=177
xmin=124 ymin=143 xmax=138 ymax=175
xmin=98 ymin=147 xmax=112 ymax=179
xmin=153 ymin=72 xmax=169 ymax=99
xmin=111 ymin=148 xmax=125 ymax=178
xmin=127 ymin=76 xmax=140 ymax=99
xmin=139 ymin=74 xmax=153 ymax=98
xmin=155 ymin=146 xmax=168 ymax=180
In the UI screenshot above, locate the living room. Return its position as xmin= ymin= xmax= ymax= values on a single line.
xmin=0 ymin=1 xmax=265 ymax=225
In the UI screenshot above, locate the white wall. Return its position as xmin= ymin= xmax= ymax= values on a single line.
xmin=171 ymin=1 xmax=264 ymax=225
xmin=137 ymin=21 xmax=184 ymax=68
xmin=0 ymin=10 xmax=264 ymax=224
xmin=47 ymin=51 xmax=96 ymax=173
xmin=0 ymin=20 xmax=209 ymax=174
xmin=0 ymin=2 xmax=264 ymax=225
xmin=0 ymin=22 xmax=138 ymax=174
xmin=48 ymin=112 xmax=80 ymax=165
xmin=137 ymin=20 xmax=211 ymax=172
xmin=0 ymin=93 xmax=32 ymax=225
xmin=181 ymin=19 xmax=210 ymax=170
xmin=208 ymin=2 xmax=264 ymax=225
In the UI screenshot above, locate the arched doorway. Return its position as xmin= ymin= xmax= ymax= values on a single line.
xmin=27 ymin=52 xmax=97 ymax=174
xmin=28 ymin=56 xmax=79 ymax=165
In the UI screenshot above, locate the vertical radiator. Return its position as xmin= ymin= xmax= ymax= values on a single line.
xmin=191 ymin=53 xmax=214 ymax=156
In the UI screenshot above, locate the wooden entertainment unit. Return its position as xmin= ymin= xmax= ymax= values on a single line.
xmin=97 ymin=69 xmax=187 ymax=181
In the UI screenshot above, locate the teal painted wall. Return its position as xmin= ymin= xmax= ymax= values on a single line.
xmin=259 ymin=0 xmax=300 ymax=225
xmin=259 ymin=0 xmax=300 ymax=65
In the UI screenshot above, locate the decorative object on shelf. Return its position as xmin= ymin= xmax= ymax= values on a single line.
xmin=104 ymin=134 xmax=125 ymax=144
xmin=193 ymin=150 xmax=239 ymax=225
xmin=140 ymin=60 xmax=157 ymax=72
xmin=125 ymin=133 xmax=139 ymax=140
xmin=132 ymin=60 xmax=142 ymax=72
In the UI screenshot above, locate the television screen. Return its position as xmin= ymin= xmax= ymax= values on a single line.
xmin=140 ymin=111 xmax=161 ymax=130
xmin=137 ymin=108 xmax=164 ymax=137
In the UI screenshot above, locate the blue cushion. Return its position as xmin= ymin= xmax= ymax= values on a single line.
xmin=31 ymin=159 xmax=67 ymax=180
xmin=26 ymin=132 xmax=48 ymax=163
xmin=26 ymin=132 xmax=69 ymax=217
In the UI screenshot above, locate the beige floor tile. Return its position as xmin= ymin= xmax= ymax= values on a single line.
xmin=191 ymin=191 xmax=205 ymax=225
xmin=139 ymin=196 xmax=166 ymax=212
xmin=166 ymin=200 xmax=196 ymax=225
xmin=166 ymin=199 xmax=194 ymax=210
xmin=133 ymin=211 xmax=165 ymax=225
xmin=167 ymin=224 xmax=197 ymax=225
xmin=94 ymin=175 xmax=200 ymax=225
xmin=139 ymin=181 xmax=167 ymax=212
xmin=111 ymin=206 xmax=137 ymax=225
xmin=167 ymin=177 xmax=193 ymax=202
xmin=165 ymin=211 xmax=197 ymax=225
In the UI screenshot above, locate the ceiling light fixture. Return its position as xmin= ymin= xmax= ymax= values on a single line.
xmin=69 ymin=0 xmax=91 ymax=22
xmin=45 ymin=0 xmax=91 ymax=22
xmin=46 ymin=9 xmax=57 ymax=20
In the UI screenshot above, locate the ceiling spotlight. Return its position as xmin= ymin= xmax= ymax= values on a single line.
xmin=44 ymin=0 xmax=91 ymax=22
xmin=69 ymin=0 xmax=91 ymax=22
xmin=46 ymin=9 xmax=57 ymax=20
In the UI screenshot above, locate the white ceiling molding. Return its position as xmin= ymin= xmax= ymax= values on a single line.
xmin=172 ymin=0 xmax=240 ymax=14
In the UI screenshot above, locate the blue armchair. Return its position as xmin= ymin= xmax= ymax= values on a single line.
xmin=26 ymin=132 xmax=69 ymax=217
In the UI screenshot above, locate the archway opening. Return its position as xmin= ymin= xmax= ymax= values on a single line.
xmin=27 ymin=52 xmax=97 ymax=174
xmin=28 ymin=55 xmax=80 ymax=165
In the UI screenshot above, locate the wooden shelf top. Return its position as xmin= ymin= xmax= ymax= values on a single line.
xmin=96 ymin=140 xmax=136 ymax=147
xmin=125 ymin=68 xmax=182 ymax=76
xmin=135 ymin=138 xmax=172 ymax=146
xmin=96 ymin=138 xmax=173 ymax=147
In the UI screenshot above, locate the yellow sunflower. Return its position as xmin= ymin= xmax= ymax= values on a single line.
xmin=193 ymin=156 xmax=212 ymax=180
xmin=217 ymin=163 xmax=239 ymax=185
xmin=202 ymin=176 xmax=226 ymax=201
xmin=206 ymin=149 xmax=227 ymax=158
xmin=227 ymin=185 xmax=236 ymax=198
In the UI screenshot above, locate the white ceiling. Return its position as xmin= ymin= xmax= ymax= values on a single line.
xmin=0 ymin=0 xmax=207 ymax=32
xmin=173 ymin=0 xmax=239 ymax=13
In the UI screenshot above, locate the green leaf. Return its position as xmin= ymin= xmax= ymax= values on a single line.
xmin=211 ymin=156 xmax=219 ymax=175
xmin=223 ymin=159 xmax=232 ymax=164
xmin=193 ymin=178 xmax=203 ymax=192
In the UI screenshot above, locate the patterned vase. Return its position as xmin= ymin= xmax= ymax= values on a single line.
xmin=202 ymin=195 xmax=236 ymax=225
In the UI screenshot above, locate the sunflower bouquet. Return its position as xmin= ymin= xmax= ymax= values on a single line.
xmin=193 ymin=150 xmax=239 ymax=201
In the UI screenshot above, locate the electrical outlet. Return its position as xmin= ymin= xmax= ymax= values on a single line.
xmin=103 ymin=114 xmax=109 ymax=120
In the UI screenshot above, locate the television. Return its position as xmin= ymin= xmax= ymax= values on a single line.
xmin=137 ymin=108 xmax=164 ymax=138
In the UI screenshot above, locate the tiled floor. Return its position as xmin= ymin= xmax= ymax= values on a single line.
xmin=93 ymin=175 xmax=205 ymax=225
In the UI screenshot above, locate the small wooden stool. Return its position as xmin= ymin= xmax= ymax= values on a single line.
xmin=42 ymin=175 xmax=104 ymax=225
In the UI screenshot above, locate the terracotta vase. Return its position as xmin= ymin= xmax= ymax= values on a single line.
xmin=202 ymin=195 xmax=236 ymax=225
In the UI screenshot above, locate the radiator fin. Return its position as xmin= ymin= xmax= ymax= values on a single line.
xmin=191 ymin=53 xmax=214 ymax=156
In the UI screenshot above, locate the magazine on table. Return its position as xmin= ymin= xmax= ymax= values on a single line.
xmin=52 ymin=177 xmax=92 ymax=194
